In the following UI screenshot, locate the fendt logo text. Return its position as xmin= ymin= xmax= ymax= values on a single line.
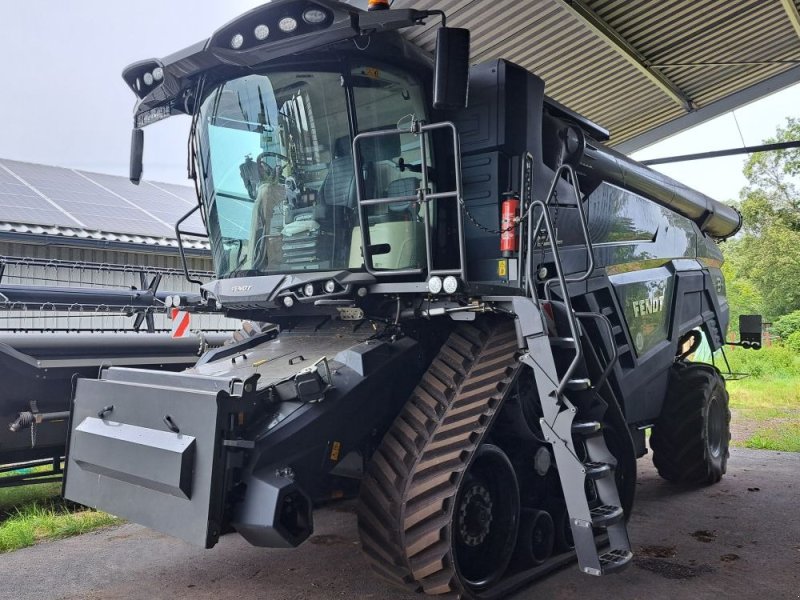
xmin=632 ymin=294 xmax=665 ymax=317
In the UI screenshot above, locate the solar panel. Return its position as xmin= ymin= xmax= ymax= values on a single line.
xmin=0 ymin=160 xmax=87 ymax=227
xmin=84 ymin=171 xmax=195 ymax=233
xmin=0 ymin=159 xmax=214 ymax=242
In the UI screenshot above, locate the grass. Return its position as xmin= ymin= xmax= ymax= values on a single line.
xmin=727 ymin=374 xmax=800 ymax=452
xmin=0 ymin=466 xmax=121 ymax=553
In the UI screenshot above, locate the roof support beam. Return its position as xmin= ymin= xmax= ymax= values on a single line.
xmin=615 ymin=64 xmax=800 ymax=153
xmin=781 ymin=0 xmax=800 ymax=39
xmin=559 ymin=0 xmax=695 ymax=112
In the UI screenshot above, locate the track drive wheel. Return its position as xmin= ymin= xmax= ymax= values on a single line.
xmin=357 ymin=318 xmax=521 ymax=599
xmin=650 ymin=361 xmax=730 ymax=484
xmin=453 ymin=445 xmax=520 ymax=591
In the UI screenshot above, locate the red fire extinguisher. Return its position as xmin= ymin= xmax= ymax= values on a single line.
xmin=500 ymin=192 xmax=520 ymax=257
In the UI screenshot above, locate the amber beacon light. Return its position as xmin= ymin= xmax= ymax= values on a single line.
xmin=367 ymin=0 xmax=390 ymax=10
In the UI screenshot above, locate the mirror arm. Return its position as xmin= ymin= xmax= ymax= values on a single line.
xmin=130 ymin=128 xmax=144 ymax=185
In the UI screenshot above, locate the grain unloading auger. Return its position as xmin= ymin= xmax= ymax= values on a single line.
xmin=64 ymin=2 xmax=756 ymax=597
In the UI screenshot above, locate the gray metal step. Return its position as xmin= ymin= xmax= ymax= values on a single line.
xmin=599 ymin=548 xmax=633 ymax=574
xmin=565 ymin=378 xmax=592 ymax=391
xmin=549 ymin=336 xmax=576 ymax=348
xmin=590 ymin=504 xmax=624 ymax=527
xmin=583 ymin=461 xmax=613 ymax=480
xmin=572 ymin=420 xmax=601 ymax=436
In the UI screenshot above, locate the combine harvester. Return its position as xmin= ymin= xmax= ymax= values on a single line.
xmin=63 ymin=1 xmax=761 ymax=597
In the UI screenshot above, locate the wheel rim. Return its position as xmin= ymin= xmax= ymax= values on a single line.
xmin=707 ymin=393 xmax=724 ymax=458
xmin=454 ymin=445 xmax=519 ymax=590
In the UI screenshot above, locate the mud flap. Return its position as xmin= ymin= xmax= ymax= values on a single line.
xmin=64 ymin=367 xmax=257 ymax=548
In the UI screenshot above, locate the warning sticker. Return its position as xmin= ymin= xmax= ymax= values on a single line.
xmin=170 ymin=310 xmax=191 ymax=338
xmin=497 ymin=260 xmax=507 ymax=277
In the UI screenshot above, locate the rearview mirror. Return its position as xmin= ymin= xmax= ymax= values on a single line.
xmin=130 ymin=128 xmax=144 ymax=185
xmin=433 ymin=27 xmax=470 ymax=110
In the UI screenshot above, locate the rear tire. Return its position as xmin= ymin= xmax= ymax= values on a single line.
xmin=650 ymin=362 xmax=730 ymax=484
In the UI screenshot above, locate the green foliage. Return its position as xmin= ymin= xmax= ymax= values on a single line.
xmin=786 ymin=331 xmax=800 ymax=353
xmin=727 ymin=376 xmax=800 ymax=453
xmin=721 ymin=345 xmax=800 ymax=378
xmin=0 ymin=466 xmax=121 ymax=553
xmin=722 ymin=118 xmax=800 ymax=322
xmin=745 ymin=426 xmax=800 ymax=452
xmin=741 ymin=117 xmax=800 ymax=231
xmin=773 ymin=310 xmax=800 ymax=339
xmin=0 ymin=501 xmax=120 ymax=553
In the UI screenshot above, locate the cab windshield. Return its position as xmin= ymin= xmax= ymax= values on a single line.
xmin=196 ymin=64 xmax=428 ymax=278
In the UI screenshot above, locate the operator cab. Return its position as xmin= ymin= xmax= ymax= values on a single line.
xmin=199 ymin=62 xmax=431 ymax=280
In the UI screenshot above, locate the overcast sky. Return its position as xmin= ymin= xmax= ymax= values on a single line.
xmin=1 ymin=0 xmax=798 ymax=204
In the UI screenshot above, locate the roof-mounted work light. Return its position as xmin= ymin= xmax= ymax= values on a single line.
xmin=209 ymin=1 xmax=334 ymax=54
xmin=123 ymin=59 xmax=167 ymax=100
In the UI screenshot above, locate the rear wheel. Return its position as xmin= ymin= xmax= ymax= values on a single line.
xmin=650 ymin=362 xmax=730 ymax=484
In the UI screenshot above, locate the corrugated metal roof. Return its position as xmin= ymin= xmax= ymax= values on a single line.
xmin=394 ymin=0 xmax=800 ymax=148
xmin=0 ymin=158 xmax=208 ymax=249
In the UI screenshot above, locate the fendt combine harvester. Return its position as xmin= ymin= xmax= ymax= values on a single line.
xmin=64 ymin=1 xmax=756 ymax=597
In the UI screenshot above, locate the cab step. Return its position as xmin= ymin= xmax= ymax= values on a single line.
xmin=565 ymin=378 xmax=592 ymax=391
xmin=572 ymin=420 xmax=601 ymax=436
xmin=598 ymin=548 xmax=633 ymax=574
xmin=589 ymin=504 xmax=624 ymax=527
xmin=583 ymin=461 xmax=613 ymax=480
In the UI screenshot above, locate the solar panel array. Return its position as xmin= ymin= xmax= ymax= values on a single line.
xmin=0 ymin=159 xmax=205 ymax=239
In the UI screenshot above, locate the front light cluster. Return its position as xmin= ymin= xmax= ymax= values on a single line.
xmin=281 ymin=279 xmax=340 ymax=307
xmin=427 ymin=276 xmax=460 ymax=295
xmin=134 ymin=66 xmax=164 ymax=93
xmin=229 ymin=8 xmax=330 ymax=49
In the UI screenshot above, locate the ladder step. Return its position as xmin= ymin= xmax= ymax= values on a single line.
xmin=590 ymin=504 xmax=624 ymax=527
xmin=583 ymin=461 xmax=613 ymax=480
xmin=611 ymin=325 xmax=623 ymax=336
xmin=598 ymin=548 xmax=633 ymax=574
xmin=549 ymin=336 xmax=575 ymax=348
xmin=572 ymin=420 xmax=601 ymax=436
xmin=600 ymin=306 xmax=614 ymax=316
xmin=565 ymin=378 xmax=592 ymax=391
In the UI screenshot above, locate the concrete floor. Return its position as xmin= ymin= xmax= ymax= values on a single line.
xmin=2 ymin=448 xmax=798 ymax=600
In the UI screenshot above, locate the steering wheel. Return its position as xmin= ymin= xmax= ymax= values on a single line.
xmin=257 ymin=151 xmax=289 ymax=184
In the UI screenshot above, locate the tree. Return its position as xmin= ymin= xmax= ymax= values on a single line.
xmin=740 ymin=117 xmax=800 ymax=232
xmin=722 ymin=118 xmax=800 ymax=323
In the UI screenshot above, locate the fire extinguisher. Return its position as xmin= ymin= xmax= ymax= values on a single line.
xmin=500 ymin=192 xmax=520 ymax=257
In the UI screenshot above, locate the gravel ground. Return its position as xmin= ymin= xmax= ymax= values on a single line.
xmin=1 ymin=448 xmax=798 ymax=600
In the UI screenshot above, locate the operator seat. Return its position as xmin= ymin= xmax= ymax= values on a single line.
xmin=385 ymin=177 xmax=421 ymax=221
xmin=318 ymin=135 xmax=357 ymax=221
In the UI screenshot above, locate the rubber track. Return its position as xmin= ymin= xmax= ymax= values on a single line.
xmin=357 ymin=318 xmax=521 ymax=598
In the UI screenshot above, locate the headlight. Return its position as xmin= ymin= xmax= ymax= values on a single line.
xmin=278 ymin=17 xmax=298 ymax=32
xmin=303 ymin=9 xmax=327 ymax=24
xmin=443 ymin=276 xmax=459 ymax=294
xmin=254 ymin=24 xmax=270 ymax=40
xmin=303 ymin=283 xmax=315 ymax=297
xmin=230 ymin=33 xmax=244 ymax=49
xmin=324 ymin=280 xmax=336 ymax=294
xmin=428 ymin=276 xmax=443 ymax=295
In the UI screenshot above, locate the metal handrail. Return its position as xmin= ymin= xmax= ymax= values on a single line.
xmin=525 ymin=163 xmax=597 ymax=397
xmin=352 ymin=120 xmax=466 ymax=280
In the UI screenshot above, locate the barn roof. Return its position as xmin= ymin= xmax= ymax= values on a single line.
xmin=390 ymin=0 xmax=800 ymax=151
xmin=0 ymin=158 xmax=207 ymax=250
